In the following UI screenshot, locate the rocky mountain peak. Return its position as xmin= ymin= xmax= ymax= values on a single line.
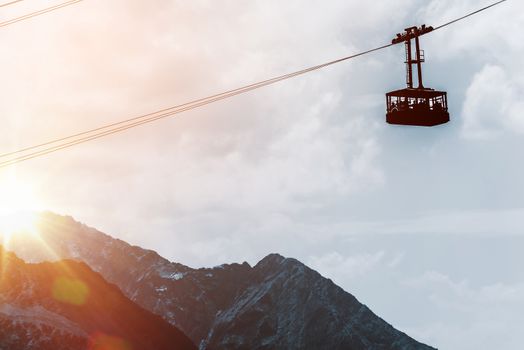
xmin=2 ymin=213 xmax=436 ymax=350
xmin=255 ymin=253 xmax=287 ymax=267
xmin=0 ymin=245 xmax=197 ymax=350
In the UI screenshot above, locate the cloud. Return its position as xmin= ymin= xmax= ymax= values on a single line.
xmin=462 ymin=64 xmax=524 ymax=139
xmin=307 ymin=251 xmax=387 ymax=281
xmin=404 ymin=270 xmax=524 ymax=350
xmin=386 ymin=252 xmax=404 ymax=268
xmin=368 ymin=208 xmax=524 ymax=236
xmin=1 ymin=0 xmax=519 ymax=271
xmin=1 ymin=2 xmax=523 ymax=348
xmin=416 ymin=0 xmax=524 ymax=139
xmin=406 ymin=270 xmax=524 ymax=307
xmin=0 ymin=0 xmax=394 ymax=265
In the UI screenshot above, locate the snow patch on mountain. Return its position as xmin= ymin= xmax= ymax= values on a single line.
xmin=160 ymin=271 xmax=185 ymax=281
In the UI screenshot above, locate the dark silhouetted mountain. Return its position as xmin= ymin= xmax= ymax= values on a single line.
xmin=7 ymin=212 xmax=436 ymax=350
xmin=0 ymin=245 xmax=196 ymax=350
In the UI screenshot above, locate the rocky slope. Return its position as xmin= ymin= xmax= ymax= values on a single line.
xmin=7 ymin=212 xmax=436 ymax=350
xmin=0 ymin=245 xmax=196 ymax=350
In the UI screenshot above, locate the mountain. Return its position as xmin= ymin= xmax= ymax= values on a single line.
xmin=7 ymin=212 xmax=436 ymax=350
xmin=0 ymin=245 xmax=196 ymax=350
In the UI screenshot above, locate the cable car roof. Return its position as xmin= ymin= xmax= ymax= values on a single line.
xmin=386 ymin=88 xmax=447 ymax=98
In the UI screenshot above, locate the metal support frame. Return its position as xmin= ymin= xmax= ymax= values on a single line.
xmin=393 ymin=25 xmax=433 ymax=90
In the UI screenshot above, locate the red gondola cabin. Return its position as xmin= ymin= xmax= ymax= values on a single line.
xmin=386 ymin=25 xmax=450 ymax=126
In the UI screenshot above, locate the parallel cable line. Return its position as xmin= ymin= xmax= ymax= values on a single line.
xmin=0 ymin=0 xmax=24 ymax=8
xmin=0 ymin=44 xmax=393 ymax=168
xmin=0 ymin=0 xmax=508 ymax=168
xmin=0 ymin=43 xmax=393 ymax=162
xmin=0 ymin=0 xmax=83 ymax=28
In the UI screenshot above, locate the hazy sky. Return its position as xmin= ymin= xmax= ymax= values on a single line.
xmin=0 ymin=0 xmax=522 ymax=348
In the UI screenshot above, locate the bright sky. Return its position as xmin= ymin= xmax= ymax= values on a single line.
xmin=0 ymin=0 xmax=522 ymax=349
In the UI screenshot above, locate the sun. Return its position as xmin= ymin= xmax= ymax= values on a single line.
xmin=0 ymin=174 xmax=42 ymax=242
xmin=0 ymin=211 xmax=38 ymax=237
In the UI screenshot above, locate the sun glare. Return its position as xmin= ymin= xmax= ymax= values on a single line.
xmin=0 ymin=174 xmax=42 ymax=242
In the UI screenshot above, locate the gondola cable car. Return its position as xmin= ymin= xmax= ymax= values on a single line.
xmin=386 ymin=25 xmax=450 ymax=127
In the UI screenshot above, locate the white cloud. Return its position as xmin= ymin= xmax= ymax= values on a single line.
xmin=404 ymin=270 xmax=524 ymax=350
xmin=377 ymin=208 xmax=524 ymax=236
xmin=462 ymin=64 xmax=524 ymax=139
xmin=386 ymin=252 xmax=405 ymax=268
xmin=307 ymin=251 xmax=385 ymax=281
xmin=406 ymin=270 xmax=524 ymax=308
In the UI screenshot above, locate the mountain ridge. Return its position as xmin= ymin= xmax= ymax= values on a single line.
xmin=5 ymin=212 xmax=436 ymax=350
xmin=0 ymin=245 xmax=197 ymax=350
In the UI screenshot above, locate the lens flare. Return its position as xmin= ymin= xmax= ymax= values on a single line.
xmin=89 ymin=333 xmax=132 ymax=350
xmin=52 ymin=276 xmax=90 ymax=306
